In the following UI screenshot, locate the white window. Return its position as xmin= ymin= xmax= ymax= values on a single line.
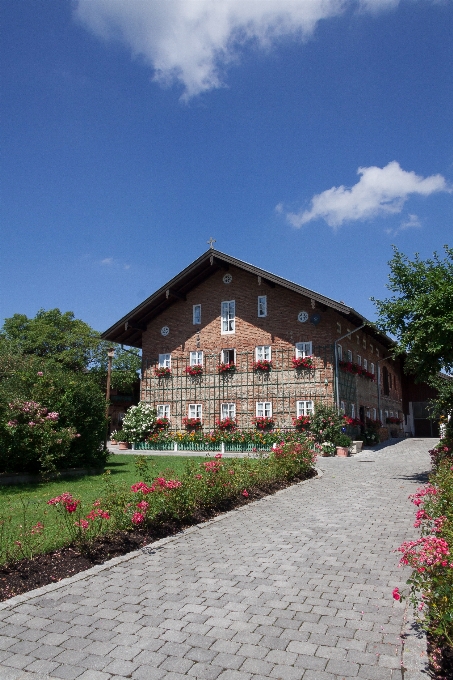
xmin=297 ymin=400 xmax=314 ymax=417
xmin=190 ymin=351 xmax=203 ymax=366
xmin=337 ymin=322 xmax=341 ymax=333
xmin=295 ymin=342 xmax=312 ymax=358
xmin=157 ymin=405 xmax=170 ymax=419
xmin=357 ymin=335 xmax=360 ymax=345
xmin=158 ymin=353 xmax=171 ymax=368
xmin=363 ymin=338 xmax=367 ymax=349
xmin=221 ymin=300 xmax=235 ymax=334
xmin=221 ymin=403 xmax=236 ymax=419
xmin=256 ymin=402 xmax=272 ymax=418
xmin=366 ymin=408 xmax=370 ymax=419
xmin=221 ymin=348 xmax=235 ymax=364
xmin=390 ymin=411 xmax=394 ymax=417
xmin=340 ymin=400 xmax=345 ymax=413
xmin=337 ymin=344 xmax=343 ymax=361
xmin=347 ymin=350 xmax=352 ymax=362
xmin=370 ymin=362 xmax=375 ymax=375
xmin=376 ymin=348 xmax=380 ymax=357
xmin=363 ymin=359 xmax=368 ymax=371
xmin=357 ymin=355 xmax=362 ymax=367
xmin=370 ymin=343 xmax=373 ymax=353
xmin=256 ymin=345 xmax=271 ymax=361
xmin=258 ymin=295 xmax=267 ymax=318
xmin=351 ymin=403 xmax=356 ymax=419
xmin=188 ymin=404 xmax=202 ymax=420
xmin=193 ymin=304 xmax=201 ymax=325
xmin=372 ymin=408 xmax=377 ymax=420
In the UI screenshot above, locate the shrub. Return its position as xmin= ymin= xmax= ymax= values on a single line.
xmin=335 ymin=433 xmax=351 ymax=447
xmin=0 ymin=354 xmax=107 ymax=473
xmin=121 ymin=402 xmax=156 ymax=442
xmin=309 ymin=402 xmax=345 ymax=444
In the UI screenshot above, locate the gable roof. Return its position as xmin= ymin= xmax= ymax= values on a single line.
xmin=101 ymin=249 xmax=392 ymax=349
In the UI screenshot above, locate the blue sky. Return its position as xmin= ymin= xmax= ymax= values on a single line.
xmin=1 ymin=0 xmax=452 ymax=334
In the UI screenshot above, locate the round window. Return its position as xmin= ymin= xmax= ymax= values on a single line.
xmin=297 ymin=311 xmax=309 ymax=323
xmin=161 ymin=326 xmax=170 ymax=336
xmin=223 ymin=273 xmax=233 ymax=284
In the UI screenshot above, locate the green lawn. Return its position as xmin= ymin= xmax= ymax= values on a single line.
xmin=0 ymin=454 xmax=202 ymax=563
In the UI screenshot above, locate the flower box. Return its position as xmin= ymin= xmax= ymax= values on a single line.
xmin=154 ymin=366 xmax=171 ymax=377
xmin=215 ymin=417 xmax=238 ymax=431
xmin=293 ymin=415 xmax=311 ymax=430
xmin=217 ymin=362 xmax=236 ymax=374
xmin=253 ymin=360 xmax=273 ymax=372
xmin=292 ymin=357 xmax=313 ymax=370
xmin=253 ymin=417 xmax=275 ymax=431
xmin=185 ymin=365 xmax=203 ymax=377
xmin=182 ymin=417 xmax=202 ymax=431
xmin=154 ymin=418 xmax=170 ymax=430
xmin=386 ymin=416 xmax=402 ymax=424
xmin=339 ymin=361 xmax=375 ymax=381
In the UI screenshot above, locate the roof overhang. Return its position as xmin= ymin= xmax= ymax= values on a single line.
xmin=101 ymin=249 xmax=395 ymax=350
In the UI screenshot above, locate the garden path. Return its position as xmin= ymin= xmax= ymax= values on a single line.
xmin=0 ymin=438 xmax=434 ymax=680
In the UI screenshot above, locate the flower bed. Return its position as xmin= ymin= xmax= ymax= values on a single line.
xmin=0 ymin=444 xmax=316 ymax=599
xmin=394 ymin=436 xmax=453 ymax=676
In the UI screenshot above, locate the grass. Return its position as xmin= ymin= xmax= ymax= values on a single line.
xmin=0 ymin=454 xmax=202 ymax=562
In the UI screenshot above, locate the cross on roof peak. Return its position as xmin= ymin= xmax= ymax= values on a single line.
xmin=207 ymin=237 xmax=216 ymax=250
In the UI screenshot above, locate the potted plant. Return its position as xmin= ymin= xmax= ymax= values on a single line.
xmin=253 ymin=360 xmax=273 ymax=372
xmin=293 ymin=415 xmax=311 ymax=431
xmin=110 ymin=430 xmax=118 ymax=445
xmin=335 ymin=433 xmax=352 ymax=457
xmin=215 ymin=417 xmax=238 ymax=431
xmin=116 ymin=431 xmax=130 ymax=450
xmin=292 ymin=356 xmax=313 ymax=370
xmin=182 ymin=417 xmax=202 ymax=431
xmin=154 ymin=366 xmax=171 ymax=377
xmin=253 ymin=416 xmax=274 ymax=431
xmin=217 ymin=362 xmax=236 ymax=374
xmin=185 ymin=365 xmax=203 ymax=377
xmin=320 ymin=441 xmax=336 ymax=457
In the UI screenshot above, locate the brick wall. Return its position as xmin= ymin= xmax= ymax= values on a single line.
xmin=140 ymin=264 xmax=403 ymax=431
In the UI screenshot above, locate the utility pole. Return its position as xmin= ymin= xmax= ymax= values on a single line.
xmin=104 ymin=347 xmax=115 ymax=449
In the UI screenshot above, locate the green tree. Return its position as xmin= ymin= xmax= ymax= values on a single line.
xmin=373 ymin=245 xmax=453 ymax=412
xmin=1 ymin=309 xmax=140 ymax=391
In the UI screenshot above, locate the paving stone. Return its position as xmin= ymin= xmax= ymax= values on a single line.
xmin=0 ymin=440 xmax=432 ymax=680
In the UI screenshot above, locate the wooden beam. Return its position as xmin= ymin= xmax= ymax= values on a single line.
xmin=124 ymin=321 xmax=146 ymax=332
xmin=166 ymin=288 xmax=187 ymax=301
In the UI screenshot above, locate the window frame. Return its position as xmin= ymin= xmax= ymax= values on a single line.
xmin=337 ymin=344 xmax=343 ymax=361
xmin=295 ymin=342 xmax=312 ymax=358
xmin=363 ymin=358 xmax=368 ymax=371
xmin=221 ymin=403 xmax=236 ymax=419
xmin=221 ymin=300 xmax=235 ymax=334
xmin=221 ymin=348 xmax=235 ymax=364
xmin=257 ymin=295 xmax=267 ymax=318
xmin=351 ymin=403 xmax=356 ymax=419
xmin=190 ymin=351 xmax=203 ymax=366
xmin=156 ymin=404 xmax=170 ymax=419
xmin=296 ymin=400 xmax=314 ymax=417
xmin=188 ymin=404 xmax=202 ymax=420
xmin=158 ymin=353 xmax=171 ymax=368
xmin=370 ymin=362 xmax=375 ymax=375
xmin=193 ymin=304 xmax=201 ymax=325
xmin=255 ymin=345 xmax=271 ymax=361
xmin=347 ymin=350 xmax=352 ymax=362
xmin=256 ymin=401 xmax=272 ymax=418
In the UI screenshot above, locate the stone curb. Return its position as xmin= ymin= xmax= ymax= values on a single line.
xmin=401 ymin=602 xmax=429 ymax=679
xmin=0 ymin=468 xmax=323 ymax=611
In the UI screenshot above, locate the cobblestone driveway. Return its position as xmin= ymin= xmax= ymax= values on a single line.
xmin=0 ymin=439 xmax=433 ymax=680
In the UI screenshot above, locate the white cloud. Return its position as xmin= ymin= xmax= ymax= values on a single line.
xmin=285 ymin=162 xmax=449 ymax=229
xmin=74 ymin=0 xmax=416 ymax=100
xmin=400 ymin=213 xmax=421 ymax=230
xmin=101 ymin=257 xmax=114 ymax=265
